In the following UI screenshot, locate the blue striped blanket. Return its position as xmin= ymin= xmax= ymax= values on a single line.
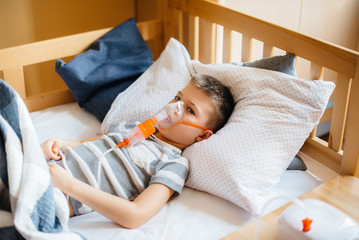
xmin=0 ymin=79 xmax=84 ymax=240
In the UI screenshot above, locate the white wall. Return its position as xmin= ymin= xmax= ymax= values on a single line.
xmin=224 ymin=0 xmax=359 ymax=51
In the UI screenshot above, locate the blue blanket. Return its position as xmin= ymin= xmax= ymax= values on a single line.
xmin=0 ymin=79 xmax=84 ymax=239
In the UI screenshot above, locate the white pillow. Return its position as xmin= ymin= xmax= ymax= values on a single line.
xmin=101 ymin=38 xmax=193 ymax=128
xmin=102 ymin=38 xmax=335 ymax=216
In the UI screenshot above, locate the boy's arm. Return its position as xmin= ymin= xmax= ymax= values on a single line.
xmin=42 ymin=135 xmax=103 ymax=160
xmin=59 ymin=135 xmax=104 ymax=149
xmin=48 ymin=162 xmax=175 ymax=229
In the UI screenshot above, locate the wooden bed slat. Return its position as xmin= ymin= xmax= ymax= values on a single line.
xmin=25 ymin=89 xmax=75 ymax=112
xmin=199 ymin=18 xmax=216 ymax=64
xmin=189 ymin=15 xmax=199 ymax=60
xmin=162 ymin=0 xmax=177 ymax=48
xmin=137 ymin=20 xmax=163 ymax=42
xmin=319 ymin=107 xmax=333 ymax=124
xmin=0 ymin=20 xmax=162 ymax=71
xmin=211 ymin=23 xmax=217 ymax=64
xmin=181 ymin=13 xmax=198 ymax=60
xmin=309 ymin=62 xmax=324 ymax=80
xmin=328 ymin=74 xmax=351 ymax=152
xmin=341 ymin=61 xmax=359 ymax=177
xmin=241 ymin=35 xmax=252 ymax=62
xmin=181 ymin=12 xmax=190 ymax=50
xmin=310 ymin=126 xmax=318 ymax=139
xmin=262 ymin=43 xmax=273 ymax=58
xmin=178 ymin=11 xmax=184 ymax=43
xmin=168 ymin=0 xmax=359 ymax=77
xmin=309 ymin=62 xmax=324 ymax=138
xmin=222 ymin=27 xmax=232 ymax=63
xmin=3 ymin=67 xmax=26 ymax=99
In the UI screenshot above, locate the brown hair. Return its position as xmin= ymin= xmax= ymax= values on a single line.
xmin=191 ymin=74 xmax=235 ymax=132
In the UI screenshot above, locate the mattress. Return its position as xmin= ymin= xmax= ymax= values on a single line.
xmin=28 ymin=102 xmax=323 ymax=240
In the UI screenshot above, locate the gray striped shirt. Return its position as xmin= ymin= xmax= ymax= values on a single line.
xmin=60 ymin=121 xmax=189 ymax=215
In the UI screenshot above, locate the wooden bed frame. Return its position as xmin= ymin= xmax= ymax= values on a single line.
xmin=1 ymin=0 xmax=358 ymax=179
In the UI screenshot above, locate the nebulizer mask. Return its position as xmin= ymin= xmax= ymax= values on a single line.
xmin=101 ymin=101 xmax=184 ymax=158
xmin=116 ymin=101 xmax=185 ymax=148
xmin=91 ymin=101 xmax=185 ymax=189
xmin=102 ymin=100 xmax=211 ymax=158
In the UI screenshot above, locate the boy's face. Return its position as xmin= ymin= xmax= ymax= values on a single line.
xmin=156 ymin=82 xmax=216 ymax=149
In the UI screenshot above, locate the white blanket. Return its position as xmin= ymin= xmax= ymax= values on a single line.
xmin=29 ymin=103 xmax=326 ymax=240
xmin=0 ymin=80 xmax=83 ymax=240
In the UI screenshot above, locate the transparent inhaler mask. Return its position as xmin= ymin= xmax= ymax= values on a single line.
xmin=117 ymin=101 xmax=184 ymax=148
xmin=154 ymin=101 xmax=184 ymax=129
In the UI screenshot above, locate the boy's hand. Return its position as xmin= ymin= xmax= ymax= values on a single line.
xmin=41 ymin=139 xmax=62 ymax=161
xmin=48 ymin=162 xmax=73 ymax=194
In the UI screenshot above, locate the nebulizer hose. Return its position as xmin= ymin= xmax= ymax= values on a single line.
xmin=101 ymin=101 xmax=185 ymax=157
xmin=93 ymin=101 xmax=185 ymax=188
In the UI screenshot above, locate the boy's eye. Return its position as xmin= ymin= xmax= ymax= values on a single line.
xmin=187 ymin=107 xmax=194 ymax=114
xmin=174 ymin=96 xmax=180 ymax=101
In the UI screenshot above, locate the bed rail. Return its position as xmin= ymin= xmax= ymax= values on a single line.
xmin=162 ymin=0 xmax=359 ymax=177
xmin=0 ymin=0 xmax=358 ymax=177
xmin=0 ymin=20 xmax=162 ymax=112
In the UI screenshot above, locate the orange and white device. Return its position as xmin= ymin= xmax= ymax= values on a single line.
xmin=117 ymin=101 xmax=184 ymax=148
xmin=277 ymin=199 xmax=359 ymax=240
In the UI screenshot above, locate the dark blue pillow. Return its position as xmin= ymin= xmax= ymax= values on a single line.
xmin=55 ymin=18 xmax=153 ymax=121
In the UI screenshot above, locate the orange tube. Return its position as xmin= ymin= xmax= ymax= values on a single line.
xmin=117 ymin=118 xmax=157 ymax=148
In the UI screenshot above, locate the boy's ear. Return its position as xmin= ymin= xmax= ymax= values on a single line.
xmin=195 ymin=130 xmax=213 ymax=142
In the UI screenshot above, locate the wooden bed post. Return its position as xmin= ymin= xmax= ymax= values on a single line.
xmin=341 ymin=57 xmax=359 ymax=177
xmin=3 ymin=66 xmax=26 ymax=99
xmin=161 ymin=0 xmax=176 ymax=47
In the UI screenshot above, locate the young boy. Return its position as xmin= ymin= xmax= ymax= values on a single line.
xmin=42 ymin=74 xmax=235 ymax=229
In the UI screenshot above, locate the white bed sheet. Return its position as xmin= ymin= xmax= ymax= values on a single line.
xmin=29 ymin=102 xmax=323 ymax=240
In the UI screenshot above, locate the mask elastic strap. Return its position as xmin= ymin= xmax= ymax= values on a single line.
xmin=177 ymin=121 xmax=208 ymax=130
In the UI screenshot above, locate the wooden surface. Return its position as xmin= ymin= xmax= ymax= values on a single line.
xmin=0 ymin=20 xmax=162 ymax=112
xmin=167 ymin=0 xmax=359 ymax=175
xmin=221 ymin=175 xmax=359 ymax=240
xmin=169 ymin=0 xmax=359 ymax=77
xmin=342 ymin=59 xmax=359 ymax=177
xmin=0 ymin=20 xmax=162 ymax=71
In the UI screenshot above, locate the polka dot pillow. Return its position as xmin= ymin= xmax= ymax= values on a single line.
xmin=102 ymin=38 xmax=335 ymax=216
xmin=101 ymin=38 xmax=191 ymax=128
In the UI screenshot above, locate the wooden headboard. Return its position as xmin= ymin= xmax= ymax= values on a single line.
xmin=0 ymin=0 xmax=358 ymax=177
xmin=0 ymin=19 xmax=162 ymax=112
xmin=161 ymin=0 xmax=359 ymax=177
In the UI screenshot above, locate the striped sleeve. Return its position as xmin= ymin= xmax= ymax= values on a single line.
xmin=149 ymin=156 xmax=189 ymax=194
